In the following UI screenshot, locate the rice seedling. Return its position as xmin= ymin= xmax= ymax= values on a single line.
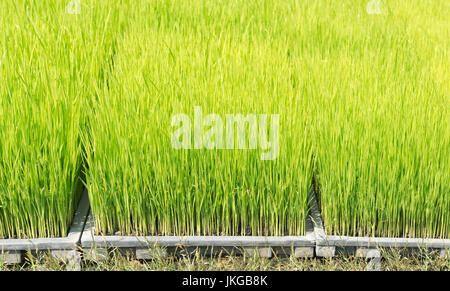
xmin=1 ymin=0 xmax=448 ymax=240
xmin=83 ymin=0 xmax=449 ymax=238
xmin=310 ymin=1 xmax=450 ymax=238
xmin=0 ymin=1 xmax=120 ymax=238
xmin=83 ymin=0 xmax=313 ymax=236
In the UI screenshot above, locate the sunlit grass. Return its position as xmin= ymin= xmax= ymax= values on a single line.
xmin=84 ymin=0 xmax=313 ymax=236
xmin=0 ymin=0 xmax=448 ymax=239
xmin=310 ymin=1 xmax=450 ymax=238
xmin=0 ymin=1 xmax=117 ymax=238
xmin=84 ymin=0 xmax=449 ymax=238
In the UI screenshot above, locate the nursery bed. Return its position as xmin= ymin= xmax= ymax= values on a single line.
xmin=0 ymin=190 xmax=90 ymax=266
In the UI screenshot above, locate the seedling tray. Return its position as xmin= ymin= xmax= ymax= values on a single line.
xmin=0 ymin=189 xmax=90 ymax=266
xmin=81 ymin=194 xmax=319 ymax=260
xmin=310 ymin=193 xmax=450 ymax=269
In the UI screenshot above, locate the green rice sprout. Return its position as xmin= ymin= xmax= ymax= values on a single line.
xmin=310 ymin=0 xmax=450 ymax=238
xmin=1 ymin=0 xmax=448 ymax=239
xmin=0 ymin=1 xmax=118 ymax=238
xmin=84 ymin=0 xmax=313 ymax=236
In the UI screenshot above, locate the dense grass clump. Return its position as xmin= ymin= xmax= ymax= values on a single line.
xmin=310 ymin=1 xmax=450 ymax=238
xmin=1 ymin=0 xmax=448 ymax=239
xmin=0 ymin=1 xmax=119 ymax=238
xmin=84 ymin=0 xmax=313 ymax=236
xmin=85 ymin=0 xmax=448 ymax=238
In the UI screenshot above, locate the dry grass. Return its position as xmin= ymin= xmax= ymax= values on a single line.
xmin=1 ymin=247 xmax=448 ymax=271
